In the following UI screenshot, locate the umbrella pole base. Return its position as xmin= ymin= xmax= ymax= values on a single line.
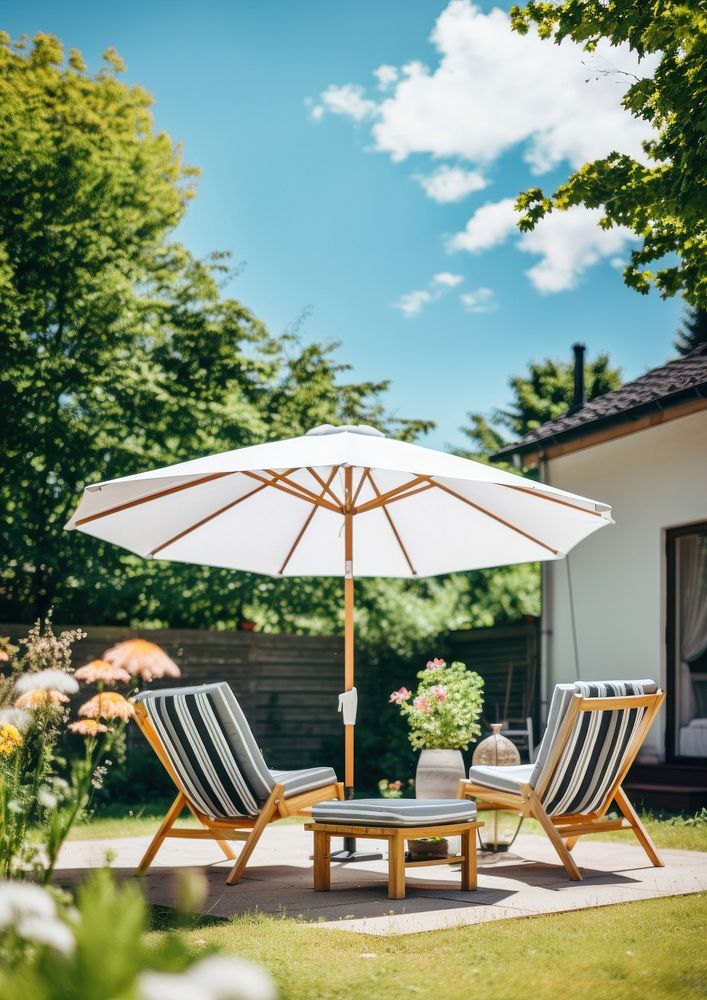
xmin=330 ymin=836 xmax=383 ymax=863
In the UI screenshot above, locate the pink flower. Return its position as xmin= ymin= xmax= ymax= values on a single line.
xmin=431 ymin=685 xmax=448 ymax=702
xmin=389 ymin=687 xmax=411 ymax=705
xmin=426 ymin=657 xmax=446 ymax=671
xmin=413 ymin=696 xmax=432 ymax=714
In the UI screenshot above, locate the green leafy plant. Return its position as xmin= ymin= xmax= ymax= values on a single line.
xmin=0 ymin=868 xmax=277 ymax=1000
xmin=389 ymin=658 xmax=484 ymax=751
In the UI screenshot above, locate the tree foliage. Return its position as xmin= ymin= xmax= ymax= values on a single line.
xmin=674 ymin=307 xmax=707 ymax=356
xmin=511 ymin=1 xmax=707 ymax=307
xmin=460 ymin=351 xmax=622 ymax=459
xmin=0 ymin=33 xmax=436 ymax=636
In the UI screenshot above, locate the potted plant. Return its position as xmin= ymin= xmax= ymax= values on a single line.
xmin=389 ymin=658 xmax=484 ymax=800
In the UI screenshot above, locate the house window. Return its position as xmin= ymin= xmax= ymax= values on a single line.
xmin=667 ymin=523 xmax=707 ymax=759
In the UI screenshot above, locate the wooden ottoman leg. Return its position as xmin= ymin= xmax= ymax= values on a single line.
xmin=461 ymin=827 xmax=477 ymax=891
xmin=388 ymin=832 xmax=405 ymax=900
xmin=313 ymin=831 xmax=331 ymax=891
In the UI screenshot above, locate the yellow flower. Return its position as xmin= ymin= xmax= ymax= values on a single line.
xmin=15 ymin=689 xmax=69 ymax=710
xmin=68 ymin=719 xmax=109 ymax=737
xmin=78 ymin=692 xmax=135 ymax=723
xmin=0 ymin=723 xmax=23 ymax=755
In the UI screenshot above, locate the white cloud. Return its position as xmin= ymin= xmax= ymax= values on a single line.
xmin=395 ymin=271 xmax=465 ymax=316
xmin=313 ymin=1 xmax=655 ymax=171
xmin=432 ymin=271 xmax=463 ymax=287
xmin=416 ymin=165 xmax=487 ymax=203
xmin=519 ymin=207 xmax=635 ymax=293
xmin=449 ymin=200 xmax=635 ymax=291
xmin=311 ymin=84 xmax=377 ymax=123
xmin=395 ymin=289 xmax=433 ymax=317
xmin=446 ymin=198 xmax=517 ymax=253
xmin=461 ymin=288 xmax=496 ymax=313
xmin=373 ymin=64 xmax=398 ymax=91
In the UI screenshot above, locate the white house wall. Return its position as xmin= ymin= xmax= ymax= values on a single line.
xmin=541 ymin=409 xmax=707 ymax=760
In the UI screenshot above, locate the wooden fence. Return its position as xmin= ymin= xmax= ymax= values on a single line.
xmin=1 ymin=619 xmax=539 ymax=768
xmin=1 ymin=624 xmax=344 ymax=770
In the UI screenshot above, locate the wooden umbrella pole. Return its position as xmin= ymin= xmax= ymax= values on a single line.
xmin=344 ymin=466 xmax=355 ymax=797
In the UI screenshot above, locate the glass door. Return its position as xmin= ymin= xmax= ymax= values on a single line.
xmin=667 ymin=523 xmax=707 ymax=759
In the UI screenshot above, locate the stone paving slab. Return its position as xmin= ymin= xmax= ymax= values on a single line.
xmin=55 ymin=824 xmax=707 ymax=936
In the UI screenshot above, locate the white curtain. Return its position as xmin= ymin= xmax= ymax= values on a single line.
xmin=679 ymin=533 xmax=707 ymax=725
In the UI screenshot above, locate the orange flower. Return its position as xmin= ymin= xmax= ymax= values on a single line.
xmin=103 ymin=639 xmax=181 ymax=682
xmin=78 ymin=692 xmax=135 ymax=723
xmin=74 ymin=659 xmax=131 ymax=686
xmin=15 ymin=689 xmax=69 ymax=710
xmin=68 ymin=719 xmax=109 ymax=736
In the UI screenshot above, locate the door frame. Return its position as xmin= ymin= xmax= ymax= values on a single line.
xmin=665 ymin=519 xmax=707 ymax=762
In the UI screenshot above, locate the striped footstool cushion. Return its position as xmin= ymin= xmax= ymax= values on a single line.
xmin=311 ymin=799 xmax=477 ymax=826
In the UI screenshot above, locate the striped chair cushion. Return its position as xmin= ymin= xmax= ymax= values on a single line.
xmin=271 ymin=767 xmax=338 ymax=798
xmin=532 ymin=679 xmax=658 ymax=817
xmin=311 ymin=799 xmax=477 ymax=827
xmin=135 ymin=683 xmax=275 ymax=819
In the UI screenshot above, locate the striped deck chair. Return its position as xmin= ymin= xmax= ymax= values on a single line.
xmin=133 ymin=682 xmax=344 ymax=885
xmin=458 ymin=680 xmax=665 ymax=880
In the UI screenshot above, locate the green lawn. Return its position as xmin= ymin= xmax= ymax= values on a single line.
xmin=72 ymin=805 xmax=707 ymax=998
xmin=71 ymin=803 xmax=707 ymax=852
xmin=147 ymin=894 xmax=707 ymax=1000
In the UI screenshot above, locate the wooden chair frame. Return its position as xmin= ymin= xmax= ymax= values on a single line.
xmin=458 ymin=690 xmax=666 ymax=881
xmin=134 ymin=702 xmax=345 ymax=885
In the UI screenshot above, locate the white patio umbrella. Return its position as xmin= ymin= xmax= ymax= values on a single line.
xmin=66 ymin=423 xmax=613 ymax=800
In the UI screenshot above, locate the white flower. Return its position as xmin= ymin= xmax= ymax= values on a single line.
xmin=0 ymin=881 xmax=56 ymax=931
xmin=15 ymin=670 xmax=79 ymax=696
xmin=189 ymin=955 xmax=278 ymax=1000
xmin=37 ymin=786 xmax=58 ymax=809
xmin=0 ymin=708 xmax=32 ymax=732
xmin=138 ymin=972 xmax=203 ymax=1000
xmin=15 ymin=915 xmax=75 ymax=955
xmin=138 ymin=957 xmax=278 ymax=1000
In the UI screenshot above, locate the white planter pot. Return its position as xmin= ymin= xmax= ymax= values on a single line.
xmin=415 ymin=749 xmax=466 ymax=857
xmin=415 ymin=748 xmax=466 ymax=799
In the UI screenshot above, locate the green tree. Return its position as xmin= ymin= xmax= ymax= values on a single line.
xmin=512 ymin=1 xmax=707 ymax=307
xmin=460 ymin=351 xmax=622 ymax=459
xmin=0 ymin=33 xmax=435 ymax=629
xmin=674 ymin=307 xmax=707 ymax=357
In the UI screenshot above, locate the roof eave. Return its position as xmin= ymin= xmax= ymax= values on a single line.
xmin=491 ymin=382 xmax=707 ymax=463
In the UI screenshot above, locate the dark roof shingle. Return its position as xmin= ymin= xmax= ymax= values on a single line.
xmin=494 ymin=344 xmax=707 ymax=459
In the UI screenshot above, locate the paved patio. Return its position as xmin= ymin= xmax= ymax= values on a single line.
xmin=55 ymin=825 xmax=707 ymax=936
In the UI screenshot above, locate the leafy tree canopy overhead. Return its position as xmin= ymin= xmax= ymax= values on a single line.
xmin=511 ymin=1 xmax=707 ymax=308
xmin=460 ymin=351 xmax=622 ymax=461
xmin=0 ymin=33 xmax=536 ymax=647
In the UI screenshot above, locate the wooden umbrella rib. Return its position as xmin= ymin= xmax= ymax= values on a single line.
xmin=351 ymin=468 xmax=370 ymax=508
xmin=356 ymin=481 xmax=435 ymax=513
xmin=501 ymin=483 xmax=604 ymax=518
xmin=241 ymin=471 xmax=340 ymax=513
xmin=149 ymin=483 xmax=268 ymax=557
xmin=367 ymin=471 xmax=417 ymax=575
xmin=278 ymin=468 xmax=339 ymax=575
xmin=352 ymin=476 xmax=429 ymax=514
xmin=422 ymin=477 xmax=559 ymax=555
xmin=263 ymin=468 xmax=343 ymax=510
xmin=306 ymin=467 xmax=344 ymax=508
xmin=74 ymin=472 xmax=236 ymax=527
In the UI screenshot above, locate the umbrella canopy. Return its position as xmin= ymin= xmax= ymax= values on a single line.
xmin=66 ymin=423 xmax=613 ymax=790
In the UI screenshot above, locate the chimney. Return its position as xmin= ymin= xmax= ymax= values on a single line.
xmin=569 ymin=342 xmax=586 ymax=414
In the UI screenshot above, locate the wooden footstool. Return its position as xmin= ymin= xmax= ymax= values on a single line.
xmin=305 ymin=799 xmax=482 ymax=900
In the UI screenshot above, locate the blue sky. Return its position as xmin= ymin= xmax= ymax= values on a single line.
xmin=2 ymin=0 xmax=683 ymax=449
